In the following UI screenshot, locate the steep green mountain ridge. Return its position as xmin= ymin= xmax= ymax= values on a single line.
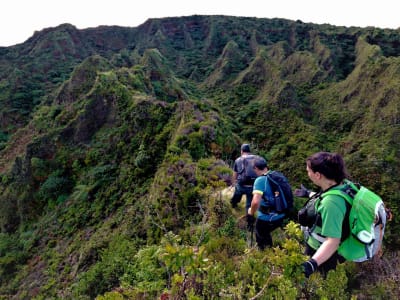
xmin=0 ymin=15 xmax=399 ymax=298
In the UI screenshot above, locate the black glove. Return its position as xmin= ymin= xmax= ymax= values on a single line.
xmin=302 ymin=258 xmax=318 ymax=278
xmin=246 ymin=214 xmax=255 ymax=231
xmin=294 ymin=184 xmax=311 ymax=198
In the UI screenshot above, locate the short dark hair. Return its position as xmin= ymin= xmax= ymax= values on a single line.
xmin=253 ymin=156 xmax=268 ymax=170
xmin=306 ymin=152 xmax=349 ymax=183
xmin=241 ymin=143 xmax=251 ymax=152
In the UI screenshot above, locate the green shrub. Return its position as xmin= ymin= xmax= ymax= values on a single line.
xmin=72 ymin=236 xmax=137 ymax=299
xmin=37 ymin=172 xmax=72 ymax=207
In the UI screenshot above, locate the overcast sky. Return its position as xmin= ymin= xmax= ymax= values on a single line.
xmin=1 ymin=0 xmax=399 ymax=47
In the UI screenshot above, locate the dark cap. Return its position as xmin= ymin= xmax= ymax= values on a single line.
xmin=241 ymin=143 xmax=251 ymax=153
xmin=253 ymin=156 xmax=268 ymax=170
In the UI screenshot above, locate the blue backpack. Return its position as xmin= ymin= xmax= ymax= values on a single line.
xmin=260 ymin=171 xmax=294 ymax=215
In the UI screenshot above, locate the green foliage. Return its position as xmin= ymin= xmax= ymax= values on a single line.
xmin=36 ymin=171 xmax=72 ymax=208
xmin=121 ymin=245 xmax=166 ymax=294
xmin=71 ymin=235 xmax=138 ymax=299
xmin=160 ymin=234 xmax=209 ymax=277
xmin=0 ymin=131 xmax=9 ymax=151
xmin=0 ymin=187 xmax=20 ymax=232
xmin=31 ymin=157 xmax=51 ymax=181
xmin=303 ymin=264 xmax=350 ymax=299
xmin=0 ymin=233 xmax=28 ymax=285
xmin=1 ymin=15 xmax=400 ymax=299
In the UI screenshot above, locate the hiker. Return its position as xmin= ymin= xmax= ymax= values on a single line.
xmin=230 ymin=143 xmax=257 ymax=213
xmin=298 ymin=151 xmax=350 ymax=278
xmin=247 ymin=156 xmax=291 ymax=250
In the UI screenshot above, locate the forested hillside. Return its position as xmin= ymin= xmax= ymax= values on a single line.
xmin=0 ymin=15 xmax=399 ymax=299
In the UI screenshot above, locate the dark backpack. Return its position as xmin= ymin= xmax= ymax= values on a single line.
xmin=237 ymin=155 xmax=257 ymax=185
xmin=261 ymin=171 xmax=294 ymax=215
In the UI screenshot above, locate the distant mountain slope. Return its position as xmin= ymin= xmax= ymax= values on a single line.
xmin=0 ymin=15 xmax=399 ymax=299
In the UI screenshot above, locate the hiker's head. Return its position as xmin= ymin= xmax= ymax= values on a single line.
xmin=253 ymin=156 xmax=268 ymax=172
xmin=241 ymin=143 xmax=251 ymax=153
xmin=306 ymin=152 xmax=348 ymax=184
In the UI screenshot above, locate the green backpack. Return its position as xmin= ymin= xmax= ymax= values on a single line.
xmin=322 ymin=179 xmax=388 ymax=262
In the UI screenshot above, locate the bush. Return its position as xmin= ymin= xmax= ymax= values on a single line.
xmin=37 ymin=172 xmax=72 ymax=208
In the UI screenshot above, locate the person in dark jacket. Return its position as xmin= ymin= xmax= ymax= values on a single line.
xmin=230 ymin=144 xmax=257 ymax=213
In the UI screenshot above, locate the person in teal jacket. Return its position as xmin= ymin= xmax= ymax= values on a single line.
xmin=247 ymin=156 xmax=287 ymax=249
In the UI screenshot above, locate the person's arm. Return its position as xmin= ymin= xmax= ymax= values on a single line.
xmin=311 ymin=237 xmax=341 ymax=266
xmin=232 ymin=171 xmax=238 ymax=185
xmin=248 ymin=192 xmax=262 ymax=216
xmin=231 ymin=158 xmax=239 ymax=186
xmin=302 ymin=237 xmax=341 ymax=277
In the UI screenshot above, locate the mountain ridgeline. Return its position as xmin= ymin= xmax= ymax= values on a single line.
xmin=0 ymin=15 xmax=399 ymax=299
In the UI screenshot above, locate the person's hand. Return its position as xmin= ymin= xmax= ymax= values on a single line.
xmin=294 ymin=184 xmax=310 ymax=198
xmin=302 ymin=258 xmax=318 ymax=278
xmin=246 ymin=214 xmax=255 ymax=231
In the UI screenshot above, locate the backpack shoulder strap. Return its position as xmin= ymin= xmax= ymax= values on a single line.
xmin=265 ymin=172 xmax=278 ymax=197
xmin=261 ymin=173 xmax=273 ymax=198
xmin=265 ymin=171 xmax=287 ymax=197
xmin=242 ymin=155 xmax=251 ymax=166
xmin=321 ymin=188 xmax=352 ymax=242
xmin=255 ymin=173 xmax=273 ymax=208
xmin=322 ymin=189 xmax=353 ymax=206
xmin=241 ymin=154 xmax=255 ymax=170
xmin=322 ymin=179 xmax=358 ymax=206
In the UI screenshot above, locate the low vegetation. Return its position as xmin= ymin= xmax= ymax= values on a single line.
xmin=0 ymin=15 xmax=399 ymax=298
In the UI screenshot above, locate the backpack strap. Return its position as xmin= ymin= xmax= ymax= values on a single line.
xmin=237 ymin=154 xmax=253 ymax=172
xmin=260 ymin=173 xmax=274 ymax=208
xmin=321 ymin=189 xmax=352 ymax=242
xmin=265 ymin=172 xmax=289 ymax=211
xmin=242 ymin=155 xmax=250 ymax=173
xmin=322 ymin=188 xmax=353 ymax=206
xmin=237 ymin=156 xmax=246 ymax=174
